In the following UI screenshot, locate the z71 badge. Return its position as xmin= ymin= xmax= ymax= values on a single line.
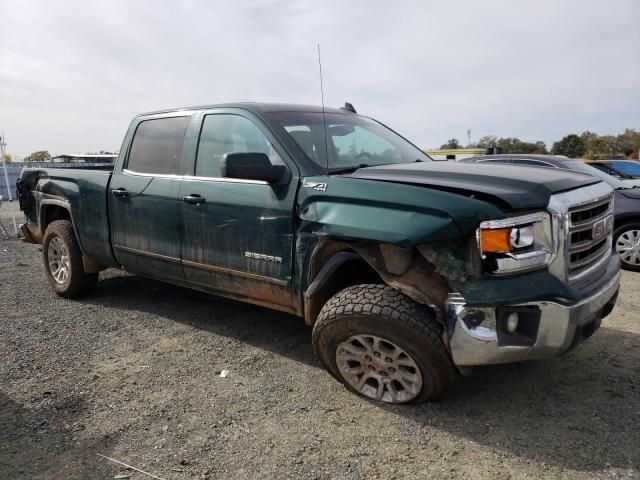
xmin=302 ymin=182 xmax=327 ymax=192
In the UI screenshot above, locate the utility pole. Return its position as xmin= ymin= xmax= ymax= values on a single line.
xmin=467 ymin=129 xmax=471 ymax=147
xmin=0 ymin=132 xmax=12 ymax=201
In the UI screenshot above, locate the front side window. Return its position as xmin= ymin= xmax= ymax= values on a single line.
xmin=513 ymin=159 xmax=547 ymax=167
xmin=268 ymin=112 xmax=430 ymax=172
xmin=565 ymin=161 xmax=625 ymax=189
xmin=195 ymin=114 xmax=281 ymax=177
xmin=127 ymin=116 xmax=190 ymax=175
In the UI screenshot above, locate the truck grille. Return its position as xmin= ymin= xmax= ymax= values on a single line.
xmin=567 ymin=195 xmax=613 ymax=279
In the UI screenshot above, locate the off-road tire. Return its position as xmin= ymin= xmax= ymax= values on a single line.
xmin=42 ymin=220 xmax=98 ymax=298
xmin=613 ymin=222 xmax=640 ymax=271
xmin=312 ymin=284 xmax=454 ymax=404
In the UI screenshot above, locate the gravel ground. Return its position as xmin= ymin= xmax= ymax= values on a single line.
xmin=1 ymin=201 xmax=639 ymax=479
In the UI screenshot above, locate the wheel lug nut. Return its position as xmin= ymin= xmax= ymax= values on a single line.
xmin=365 ymin=355 xmax=372 ymax=361
xmin=389 ymin=367 xmax=396 ymax=373
xmin=374 ymin=352 xmax=381 ymax=357
xmin=385 ymin=357 xmax=393 ymax=362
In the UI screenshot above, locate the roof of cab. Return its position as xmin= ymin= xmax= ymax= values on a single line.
xmin=137 ymin=102 xmax=352 ymax=118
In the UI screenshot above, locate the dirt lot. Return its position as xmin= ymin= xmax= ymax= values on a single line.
xmin=1 ymin=201 xmax=639 ymax=479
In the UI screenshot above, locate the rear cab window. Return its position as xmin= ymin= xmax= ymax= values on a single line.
xmin=127 ymin=116 xmax=190 ymax=175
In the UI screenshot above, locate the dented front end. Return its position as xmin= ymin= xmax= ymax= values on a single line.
xmin=299 ymin=177 xmax=621 ymax=369
xmin=297 ymin=175 xmax=503 ymax=326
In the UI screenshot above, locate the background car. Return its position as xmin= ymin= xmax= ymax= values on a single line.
xmin=462 ymin=154 xmax=640 ymax=271
xmin=589 ymin=160 xmax=640 ymax=181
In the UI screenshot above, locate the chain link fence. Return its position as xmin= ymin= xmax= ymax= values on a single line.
xmin=1 ymin=162 xmax=113 ymax=200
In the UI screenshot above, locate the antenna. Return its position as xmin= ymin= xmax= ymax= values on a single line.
xmin=317 ymin=44 xmax=329 ymax=171
xmin=1 ymin=131 xmax=12 ymax=202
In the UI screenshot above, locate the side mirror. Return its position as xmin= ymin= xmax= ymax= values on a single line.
xmin=221 ymin=152 xmax=290 ymax=185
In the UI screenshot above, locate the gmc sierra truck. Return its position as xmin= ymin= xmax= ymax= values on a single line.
xmin=17 ymin=103 xmax=620 ymax=404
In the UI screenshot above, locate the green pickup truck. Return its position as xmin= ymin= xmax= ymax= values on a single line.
xmin=17 ymin=103 xmax=620 ymax=404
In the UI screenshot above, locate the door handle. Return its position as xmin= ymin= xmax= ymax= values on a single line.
xmin=182 ymin=194 xmax=206 ymax=205
xmin=112 ymin=188 xmax=130 ymax=198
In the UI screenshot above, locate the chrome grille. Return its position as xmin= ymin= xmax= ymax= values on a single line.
xmin=567 ymin=195 xmax=613 ymax=280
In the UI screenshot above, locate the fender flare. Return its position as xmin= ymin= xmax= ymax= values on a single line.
xmin=303 ymin=251 xmax=361 ymax=325
xmin=38 ymin=199 xmax=103 ymax=273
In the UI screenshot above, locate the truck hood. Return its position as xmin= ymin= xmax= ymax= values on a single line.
xmin=345 ymin=161 xmax=602 ymax=210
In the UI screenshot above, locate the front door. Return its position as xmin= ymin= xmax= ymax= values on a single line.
xmin=179 ymin=111 xmax=298 ymax=312
xmin=109 ymin=114 xmax=191 ymax=281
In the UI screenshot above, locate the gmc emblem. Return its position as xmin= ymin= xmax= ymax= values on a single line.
xmin=592 ymin=215 xmax=613 ymax=241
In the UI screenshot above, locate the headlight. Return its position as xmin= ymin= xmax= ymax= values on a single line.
xmin=477 ymin=212 xmax=554 ymax=274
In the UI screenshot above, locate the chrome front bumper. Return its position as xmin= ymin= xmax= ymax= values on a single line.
xmin=446 ymin=256 xmax=620 ymax=367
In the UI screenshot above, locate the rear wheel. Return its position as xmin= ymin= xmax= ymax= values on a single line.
xmin=613 ymin=223 xmax=640 ymax=271
xmin=312 ymin=284 xmax=454 ymax=404
xmin=42 ymin=220 xmax=98 ymax=297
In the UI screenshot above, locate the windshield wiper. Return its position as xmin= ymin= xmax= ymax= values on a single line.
xmin=328 ymin=163 xmax=370 ymax=174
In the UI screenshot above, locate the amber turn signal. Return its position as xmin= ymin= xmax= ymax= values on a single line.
xmin=480 ymin=228 xmax=513 ymax=253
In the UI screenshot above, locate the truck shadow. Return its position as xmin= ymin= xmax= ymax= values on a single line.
xmin=82 ymin=272 xmax=318 ymax=367
xmin=0 ymin=392 xmax=122 ymax=479
xmin=84 ymin=273 xmax=639 ymax=475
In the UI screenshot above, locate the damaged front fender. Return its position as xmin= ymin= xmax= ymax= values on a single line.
xmin=298 ymin=176 xmax=504 ymax=247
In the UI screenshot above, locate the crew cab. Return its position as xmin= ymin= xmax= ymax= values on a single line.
xmin=17 ymin=103 xmax=620 ymax=404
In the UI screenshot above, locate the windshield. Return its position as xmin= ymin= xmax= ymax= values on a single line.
xmin=563 ymin=160 xmax=626 ymax=189
xmin=609 ymin=161 xmax=640 ymax=177
xmin=268 ymin=112 xmax=431 ymax=172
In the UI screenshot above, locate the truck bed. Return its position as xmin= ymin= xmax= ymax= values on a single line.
xmin=19 ymin=167 xmax=117 ymax=268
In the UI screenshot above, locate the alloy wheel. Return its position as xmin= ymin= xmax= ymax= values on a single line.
xmin=335 ymin=334 xmax=423 ymax=403
xmin=48 ymin=237 xmax=71 ymax=284
xmin=615 ymin=229 xmax=640 ymax=267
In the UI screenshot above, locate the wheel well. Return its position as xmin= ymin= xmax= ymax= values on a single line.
xmin=614 ymin=217 xmax=640 ymax=232
xmin=304 ymin=255 xmax=382 ymax=325
xmin=41 ymin=205 xmax=71 ymax=233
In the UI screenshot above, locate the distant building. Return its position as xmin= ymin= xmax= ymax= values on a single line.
xmin=423 ymin=148 xmax=486 ymax=161
xmin=52 ymin=153 xmax=117 ymax=163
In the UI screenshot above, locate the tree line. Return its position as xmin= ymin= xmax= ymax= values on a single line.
xmin=440 ymin=128 xmax=640 ymax=159
xmin=5 ymin=130 xmax=640 ymax=164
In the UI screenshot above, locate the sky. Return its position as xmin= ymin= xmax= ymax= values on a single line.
xmin=0 ymin=0 xmax=639 ymax=158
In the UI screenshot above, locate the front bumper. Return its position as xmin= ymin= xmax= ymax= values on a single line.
xmin=446 ymin=254 xmax=620 ymax=366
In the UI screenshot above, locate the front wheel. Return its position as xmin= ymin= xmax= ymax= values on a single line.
xmin=312 ymin=284 xmax=454 ymax=404
xmin=42 ymin=220 xmax=98 ymax=298
xmin=613 ymin=223 xmax=640 ymax=271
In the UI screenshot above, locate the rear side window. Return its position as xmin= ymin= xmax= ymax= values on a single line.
xmin=127 ymin=116 xmax=190 ymax=175
xmin=481 ymin=159 xmax=512 ymax=164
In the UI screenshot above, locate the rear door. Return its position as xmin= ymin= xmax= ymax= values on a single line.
xmin=108 ymin=113 xmax=192 ymax=281
xmin=179 ymin=109 xmax=299 ymax=313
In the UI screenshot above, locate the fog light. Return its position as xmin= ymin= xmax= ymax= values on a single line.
xmin=506 ymin=312 xmax=519 ymax=333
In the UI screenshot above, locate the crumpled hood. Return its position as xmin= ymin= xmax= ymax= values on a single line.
xmin=345 ymin=161 xmax=602 ymax=209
